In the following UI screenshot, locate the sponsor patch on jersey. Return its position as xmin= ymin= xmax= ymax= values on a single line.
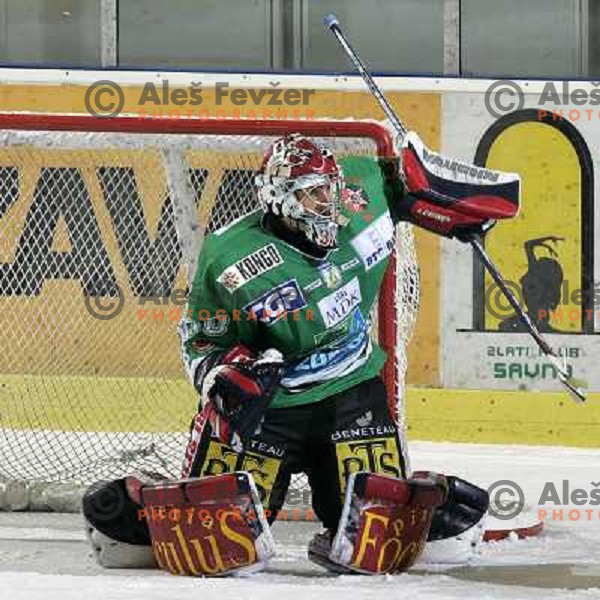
xmin=313 ymin=316 xmax=351 ymax=346
xmin=317 ymin=277 xmax=362 ymax=329
xmin=340 ymin=257 xmax=360 ymax=272
xmin=217 ymin=243 xmax=283 ymax=292
xmin=283 ymin=309 xmax=370 ymax=390
xmin=313 ymin=309 xmax=364 ymax=346
xmin=318 ymin=261 xmax=343 ymax=289
xmin=202 ymin=315 xmax=230 ymax=337
xmin=350 ymin=213 xmax=394 ymax=271
xmin=244 ymin=279 xmax=307 ymax=326
xmin=303 ymin=278 xmax=323 ymax=294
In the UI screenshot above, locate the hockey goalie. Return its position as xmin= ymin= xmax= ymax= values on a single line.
xmin=83 ymin=131 xmax=520 ymax=576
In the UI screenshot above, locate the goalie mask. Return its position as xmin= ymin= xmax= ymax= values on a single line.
xmin=256 ymin=134 xmax=344 ymax=249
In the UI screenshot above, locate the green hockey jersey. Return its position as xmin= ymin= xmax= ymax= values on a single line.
xmin=180 ymin=156 xmax=405 ymax=409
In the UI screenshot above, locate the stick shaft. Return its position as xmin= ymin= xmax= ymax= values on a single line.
xmin=471 ymin=238 xmax=585 ymax=403
xmin=326 ymin=22 xmax=407 ymax=138
xmin=325 ymin=13 xmax=585 ymax=404
xmin=470 ymin=238 xmax=552 ymax=354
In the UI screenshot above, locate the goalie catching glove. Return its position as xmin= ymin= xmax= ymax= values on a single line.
xmin=386 ymin=132 xmax=521 ymax=242
xmin=195 ymin=344 xmax=284 ymax=453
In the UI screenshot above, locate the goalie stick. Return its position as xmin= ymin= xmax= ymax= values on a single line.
xmin=324 ymin=13 xmax=586 ymax=405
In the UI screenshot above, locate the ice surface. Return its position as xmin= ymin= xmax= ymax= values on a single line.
xmin=0 ymin=441 xmax=598 ymax=599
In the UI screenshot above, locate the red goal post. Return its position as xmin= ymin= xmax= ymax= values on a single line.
xmin=0 ymin=115 xmax=417 ymax=509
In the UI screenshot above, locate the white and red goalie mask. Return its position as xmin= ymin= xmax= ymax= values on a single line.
xmin=255 ymin=134 xmax=344 ymax=249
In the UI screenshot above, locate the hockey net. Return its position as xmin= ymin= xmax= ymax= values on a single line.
xmin=0 ymin=115 xmax=419 ymax=511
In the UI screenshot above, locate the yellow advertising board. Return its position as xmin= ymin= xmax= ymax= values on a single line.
xmin=0 ymin=78 xmax=442 ymax=437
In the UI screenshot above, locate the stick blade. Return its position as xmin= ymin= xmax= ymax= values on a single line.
xmin=562 ymin=376 xmax=587 ymax=404
xmin=483 ymin=507 xmax=545 ymax=543
xmin=483 ymin=520 xmax=544 ymax=542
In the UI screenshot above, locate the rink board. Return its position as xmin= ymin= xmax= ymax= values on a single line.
xmin=1 ymin=373 xmax=598 ymax=447
xmin=1 ymin=71 xmax=600 ymax=447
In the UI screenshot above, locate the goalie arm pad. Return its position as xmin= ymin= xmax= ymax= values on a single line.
xmin=381 ymin=132 xmax=521 ymax=241
xmin=179 ymin=318 xmax=247 ymax=402
xmin=179 ymin=243 xmax=260 ymax=396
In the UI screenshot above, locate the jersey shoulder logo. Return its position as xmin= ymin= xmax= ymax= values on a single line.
xmin=244 ymin=279 xmax=307 ymax=326
xmin=318 ymin=261 xmax=343 ymax=289
xmin=350 ymin=213 xmax=394 ymax=271
xmin=342 ymin=184 xmax=370 ymax=213
xmin=216 ymin=243 xmax=284 ymax=292
xmin=202 ymin=315 xmax=230 ymax=337
xmin=317 ymin=277 xmax=362 ymax=329
xmin=303 ymin=278 xmax=323 ymax=294
xmin=179 ymin=318 xmax=202 ymax=341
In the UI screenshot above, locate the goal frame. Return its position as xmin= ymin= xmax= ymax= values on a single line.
xmin=0 ymin=114 xmax=409 ymax=509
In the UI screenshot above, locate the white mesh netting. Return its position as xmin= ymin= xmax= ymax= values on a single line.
xmin=0 ymin=118 xmax=419 ymax=511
